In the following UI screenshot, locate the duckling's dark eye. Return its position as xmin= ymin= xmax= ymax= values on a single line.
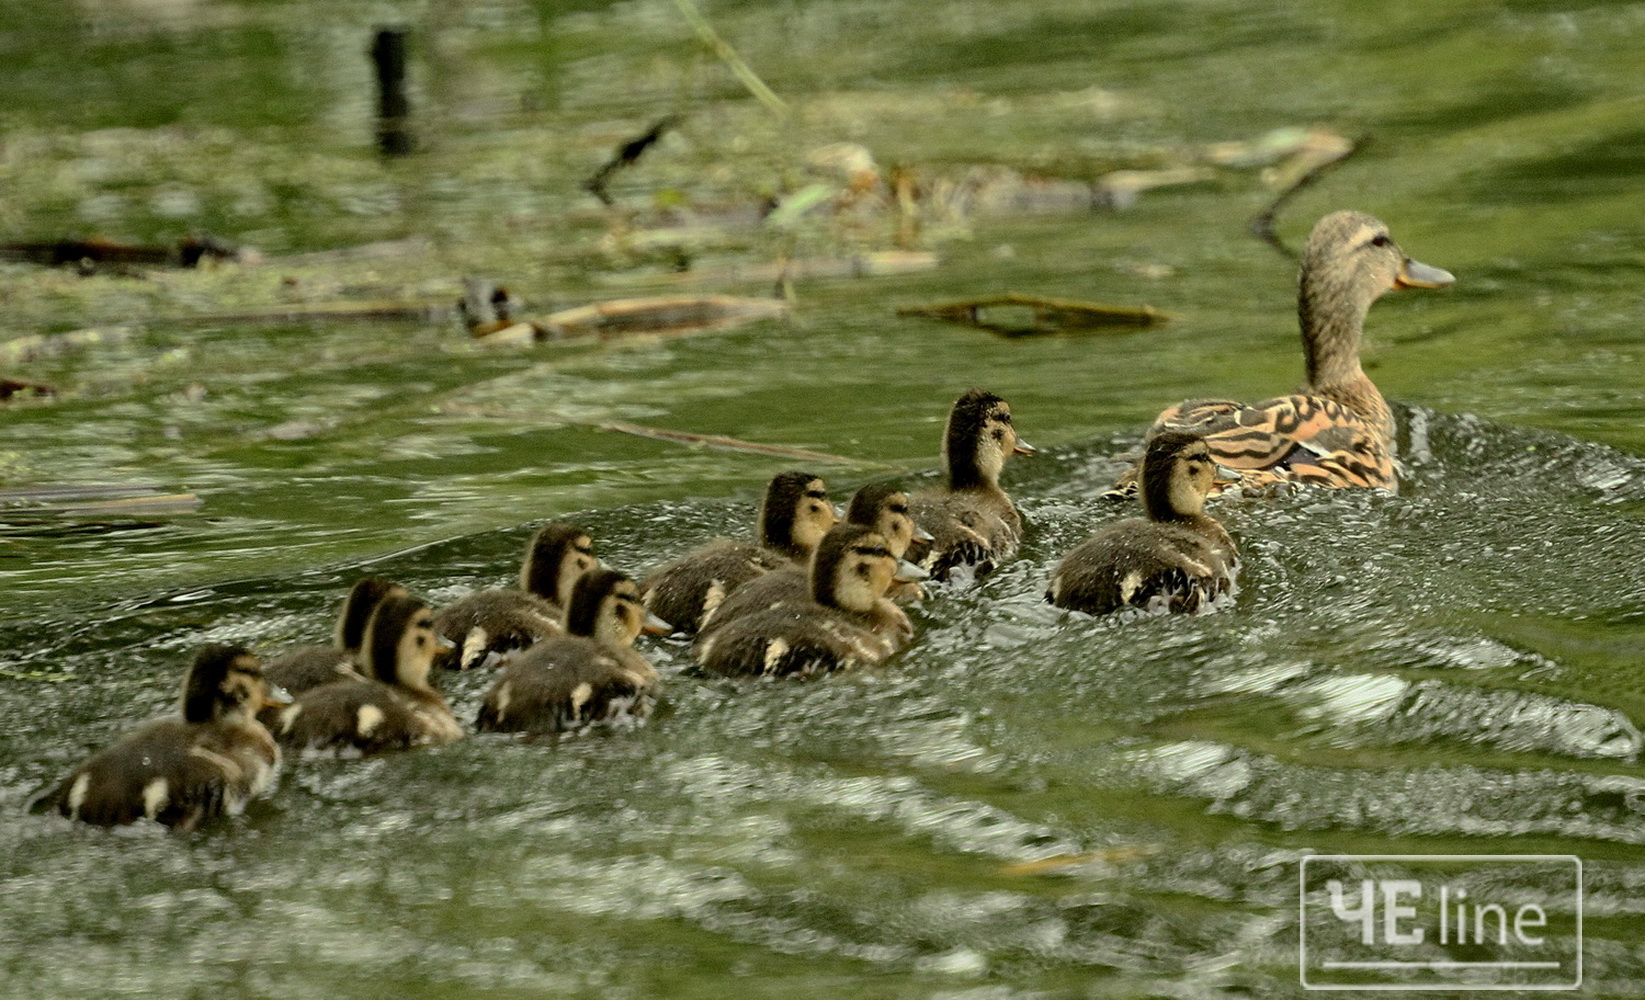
xmin=889 ymin=504 xmax=907 ymax=515
xmin=1370 ymin=234 xmax=1392 ymax=248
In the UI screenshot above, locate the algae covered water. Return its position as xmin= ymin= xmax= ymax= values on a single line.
xmin=3 ymin=0 xmax=1645 ymax=997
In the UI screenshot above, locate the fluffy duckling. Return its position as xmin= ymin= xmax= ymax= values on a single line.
xmin=263 ymin=575 xmax=405 ymax=695
xmin=694 ymin=523 xmax=927 ymax=678
xmin=37 ymin=645 xmax=284 ymax=830
xmin=1113 ymin=211 xmax=1453 ymax=494
xmin=475 ymin=569 xmax=668 ymax=733
xmin=433 ymin=523 xmax=600 ymax=670
xmin=907 ymin=388 xmax=1036 ymax=579
xmin=639 ymin=470 xmax=839 ymax=634
xmin=1051 ymin=432 xmax=1240 ymax=615
xmin=698 ymin=482 xmax=931 ymax=635
xmin=270 ymin=594 xmax=464 ymax=754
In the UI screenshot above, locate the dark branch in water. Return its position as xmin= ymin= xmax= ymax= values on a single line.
xmin=1249 ymin=134 xmax=1370 ymax=261
xmin=585 ymin=116 xmax=682 ymax=206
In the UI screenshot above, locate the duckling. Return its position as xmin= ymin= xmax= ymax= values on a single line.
xmin=36 ymin=645 xmax=284 ymax=830
xmin=694 ymin=523 xmax=927 ymax=678
xmin=698 ymin=482 xmax=932 ymax=635
xmin=639 ymin=470 xmax=839 ymax=634
xmin=270 ymin=594 xmax=464 ymax=754
xmin=263 ymin=575 xmax=405 ymax=695
xmin=475 ymin=569 xmax=668 ymax=733
xmin=1051 ymin=432 xmax=1240 ymax=615
xmin=1111 ymin=210 xmax=1453 ymax=495
xmin=432 ymin=523 xmax=600 ymax=669
xmin=906 ymin=388 xmax=1036 ymax=579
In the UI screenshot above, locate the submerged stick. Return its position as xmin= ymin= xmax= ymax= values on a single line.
xmin=670 ymin=0 xmax=788 ymax=116
xmin=1249 ymin=134 xmax=1369 ymax=261
xmin=439 ymin=403 xmax=883 ymax=467
xmin=586 ymin=116 xmax=682 ymax=206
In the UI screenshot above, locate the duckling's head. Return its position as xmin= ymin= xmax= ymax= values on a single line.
xmin=181 ymin=644 xmax=271 ymax=727
xmin=943 ymin=388 xmax=1035 ymax=490
xmin=334 ymin=576 xmax=406 ymax=653
xmin=520 ymin=522 xmax=599 ymax=608
xmin=845 ymin=482 xmax=928 ymax=559
xmin=759 ymin=470 xmax=839 ymax=561
xmin=363 ymin=594 xmax=447 ymax=691
xmin=1140 ymin=431 xmax=1235 ymax=521
xmin=1299 ymin=211 xmax=1454 ymax=383
xmin=565 ymin=567 xmax=668 ymax=647
xmin=810 ymin=524 xmax=927 ymax=612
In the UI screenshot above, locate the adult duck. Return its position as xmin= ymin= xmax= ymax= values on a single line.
xmin=1113 ymin=211 xmax=1452 ymax=494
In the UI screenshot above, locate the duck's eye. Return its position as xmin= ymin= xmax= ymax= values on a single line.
xmin=1369 ymin=234 xmax=1392 ymax=248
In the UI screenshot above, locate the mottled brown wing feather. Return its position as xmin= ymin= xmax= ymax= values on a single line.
xmin=1121 ymin=394 xmax=1393 ymax=491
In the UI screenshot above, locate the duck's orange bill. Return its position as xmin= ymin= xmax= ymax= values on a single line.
xmin=1393 ymin=257 xmax=1455 ymax=290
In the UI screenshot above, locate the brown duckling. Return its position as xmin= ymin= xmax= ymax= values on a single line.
xmin=475 ymin=568 xmax=668 ymax=733
xmin=1112 ymin=210 xmax=1453 ymax=494
xmin=694 ymin=523 xmax=927 ymax=678
xmin=639 ymin=470 xmax=839 ymax=634
xmin=1051 ymin=432 xmax=1240 ymax=615
xmin=698 ymin=482 xmax=931 ymax=635
xmin=37 ymin=645 xmax=285 ymax=830
xmin=270 ymin=594 xmax=464 ymax=755
xmin=263 ymin=575 xmax=405 ymax=695
xmin=907 ymin=388 xmax=1036 ymax=580
xmin=432 ymin=523 xmax=600 ymax=670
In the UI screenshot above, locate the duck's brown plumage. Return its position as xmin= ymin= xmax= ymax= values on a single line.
xmin=639 ymin=471 xmax=838 ymax=633
xmin=1052 ymin=433 xmax=1239 ymax=615
xmin=693 ymin=524 xmax=924 ymax=677
xmin=432 ymin=523 xmax=599 ymax=669
xmin=1116 ymin=211 xmax=1453 ymax=494
xmin=38 ymin=645 xmax=282 ymax=830
xmin=906 ymin=389 xmax=1035 ymax=579
xmin=476 ymin=569 xmax=662 ymax=733
xmin=272 ymin=594 xmax=463 ymax=754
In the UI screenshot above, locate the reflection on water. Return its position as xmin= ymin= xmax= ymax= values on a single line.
xmin=4 ymin=0 xmax=1645 ymax=996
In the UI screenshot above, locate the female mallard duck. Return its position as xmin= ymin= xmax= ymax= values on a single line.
xmin=907 ymin=388 xmax=1036 ymax=579
xmin=1052 ymin=432 xmax=1240 ymax=615
xmin=1113 ymin=210 xmax=1453 ymax=494
xmin=639 ymin=470 xmax=839 ymax=634
xmin=693 ymin=523 xmax=927 ymax=677
xmin=263 ymin=576 xmax=404 ymax=695
xmin=270 ymin=594 xmax=464 ymax=754
xmin=697 ymin=482 xmax=932 ymax=634
xmin=475 ymin=569 xmax=668 ymax=733
xmin=432 ymin=523 xmax=600 ymax=670
xmin=37 ymin=645 xmax=284 ymax=830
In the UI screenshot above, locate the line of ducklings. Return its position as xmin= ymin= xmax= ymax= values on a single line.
xmin=38 ymin=209 xmax=1453 ymax=829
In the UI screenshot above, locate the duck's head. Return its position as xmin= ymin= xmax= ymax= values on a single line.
xmin=943 ymin=388 xmax=1035 ymax=490
xmin=363 ymin=594 xmax=452 ymax=692
xmin=810 ymin=523 xmax=929 ymax=613
xmin=845 ymin=482 xmax=931 ymax=559
xmin=759 ymin=470 xmax=839 ymax=561
xmin=334 ymin=576 xmax=407 ymax=653
xmin=520 ymin=523 xmax=599 ymax=608
xmin=564 ymin=567 xmax=670 ymax=647
xmin=181 ymin=644 xmax=283 ymax=726
xmin=1299 ymin=212 xmax=1453 ymax=381
xmin=1140 ymin=431 xmax=1239 ymax=521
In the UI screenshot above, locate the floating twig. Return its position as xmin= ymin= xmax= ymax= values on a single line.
xmin=898 ymin=292 xmax=1170 ymax=338
xmin=670 ymin=0 xmax=788 ymax=116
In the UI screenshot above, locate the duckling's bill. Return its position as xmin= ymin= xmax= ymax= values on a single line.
xmin=642 ymin=611 xmax=672 ymax=635
xmin=894 ymin=559 xmax=930 ymax=583
xmin=1013 ymin=438 xmax=1038 ymax=456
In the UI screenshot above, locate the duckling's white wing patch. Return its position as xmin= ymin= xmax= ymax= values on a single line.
xmin=762 ymin=638 xmax=790 ymax=674
xmin=141 ymin=778 xmax=170 ymax=820
xmin=355 ymin=704 xmax=386 ymax=737
xmin=460 ymin=628 xmax=490 ymax=670
xmin=66 ymin=773 xmax=91 ymax=818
